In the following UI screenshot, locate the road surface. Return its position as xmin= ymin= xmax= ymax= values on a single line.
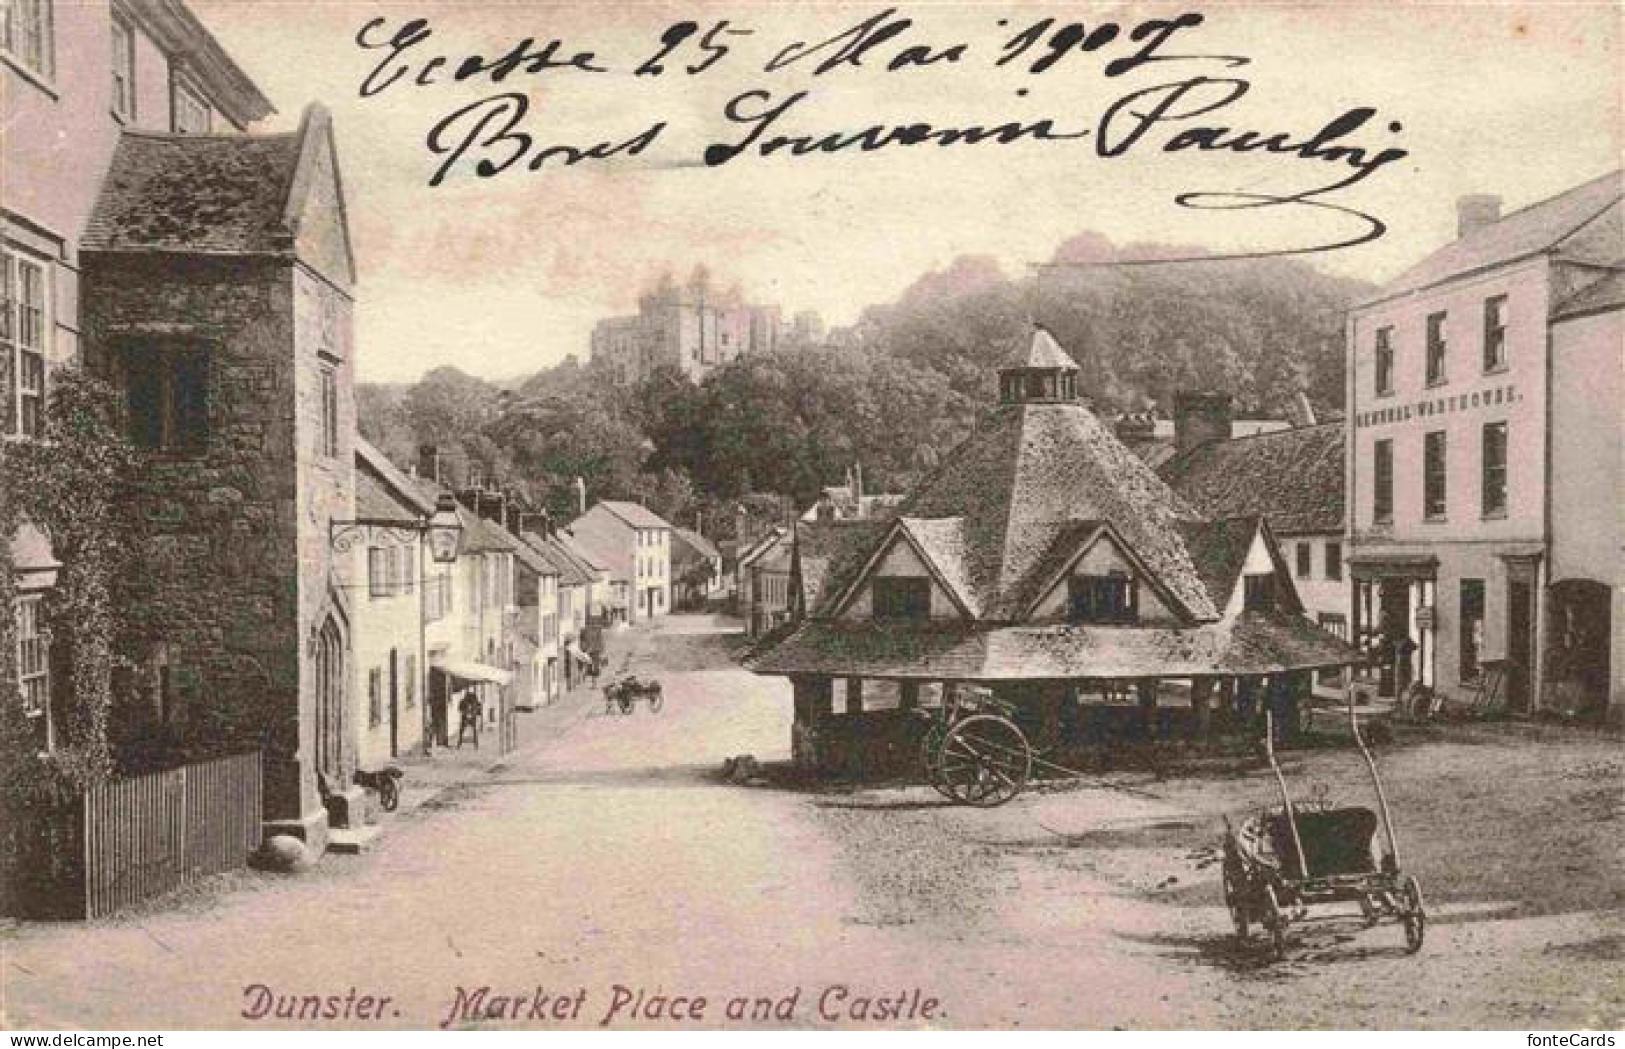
xmin=2 ymin=615 xmax=1619 ymax=1029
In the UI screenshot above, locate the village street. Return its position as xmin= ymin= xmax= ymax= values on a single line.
xmin=2 ymin=614 xmax=1620 ymax=1031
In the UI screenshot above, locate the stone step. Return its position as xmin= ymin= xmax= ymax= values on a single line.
xmin=327 ymin=824 xmax=383 ymax=855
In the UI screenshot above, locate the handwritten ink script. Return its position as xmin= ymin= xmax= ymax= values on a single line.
xmin=352 ymin=8 xmax=1411 ymax=259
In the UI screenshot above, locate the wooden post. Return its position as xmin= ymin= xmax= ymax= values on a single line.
xmin=1137 ymin=679 xmax=1158 ymax=739
xmin=1190 ymin=676 xmax=1214 ymax=740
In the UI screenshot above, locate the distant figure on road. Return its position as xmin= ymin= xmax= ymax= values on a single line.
xmin=456 ymin=690 xmax=481 ymax=749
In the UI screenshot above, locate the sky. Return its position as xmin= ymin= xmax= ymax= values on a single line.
xmin=188 ymin=1 xmax=1622 ymax=384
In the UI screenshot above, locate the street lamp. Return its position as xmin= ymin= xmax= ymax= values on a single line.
xmin=425 ymin=493 xmax=465 ymax=564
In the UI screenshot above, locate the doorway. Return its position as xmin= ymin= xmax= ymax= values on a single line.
xmin=1507 ymin=578 xmax=1534 ymax=713
xmin=388 ymin=649 xmax=399 ymax=758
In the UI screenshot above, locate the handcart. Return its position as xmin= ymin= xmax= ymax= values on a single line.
xmin=604 ymin=675 xmax=664 ymax=715
xmin=1220 ymin=693 xmax=1426 ymax=960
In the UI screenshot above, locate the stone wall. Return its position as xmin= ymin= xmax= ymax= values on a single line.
xmin=80 ymin=252 xmax=355 ymax=843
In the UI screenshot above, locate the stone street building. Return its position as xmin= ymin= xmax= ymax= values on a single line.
xmin=1346 ymin=173 xmax=1622 ymax=721
xmin=78 ymin=102 xmax=361 ymax=851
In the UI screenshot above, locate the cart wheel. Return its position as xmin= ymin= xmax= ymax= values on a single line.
xmin=649 ymin=688 xmax=664 ymax=713
xmin=1263 ymin=884 xmax=1288 ymax=961
xmin=1222 ymin=858 xmax=1250 ymax=940
xmin=1400 ymin=874 xmax=1426 ymax=954
xmin=938 ymin=714 xmax=1031 ymax=807
xmin=918 ymin=721 xmax=948 ymax=789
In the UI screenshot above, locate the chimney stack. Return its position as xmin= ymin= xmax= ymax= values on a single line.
xmin=573 ymin=476 xmax=586 ymax=516
xmin=1456 ymin=194 xmax=1502 ymax=239
xmin=1173 ymin=391 xmax=1233 ymax=454
xmin=418 ymin=445 xmax=441 ymax=486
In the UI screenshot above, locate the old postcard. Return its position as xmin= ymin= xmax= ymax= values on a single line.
xmin=1 ymin=0 xmax=1621 ymax=1033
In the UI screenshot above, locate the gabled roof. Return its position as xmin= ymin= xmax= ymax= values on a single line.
xmin=793 ymin=520 xmax=885 ymax=615
xmin=82 ymin=130 xmax=302 ymax=254
xmin=355 ymin=438 xmax=435 ymax=519
xmin=595 ymin=500 xmax=675 ymax=531
xmin=1176 ymin=516 xmax=1263 ymax=613
xmin=871 ymin=395 xmax=1214 ymax=622
xmin=463 ymin=513 xmax=519 ymax=555
xmin=82 ymin=106 xmax=357 ymax=286
xmin=671 ymin=527 xmax=720 ymax=562
xmin=511 ymin=538 xmax=559 ymax=578
xmin=1158 ymin=422 xmax=1345 ymax=534
xmin=522 ymin=533 xmax=595 ymax=587
xmin=1365 ymin=171 xmax=1623 ymax=304
xmin=739 ymin=528 xmax=789 ymax=571
xmin=1553 ymin=269 xmax=1625 ymax=322
xmin=552 ymin=531 xmax=609 ymax=575
xmin=1004 ymin=327 xmax=1079 ymax=371
xmin=563 ymin=516 xmax=633 ymax=581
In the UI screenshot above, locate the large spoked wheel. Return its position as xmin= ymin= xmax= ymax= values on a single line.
xmin=648 ymin=687 xmax=664 ymax=713
xmin=1263 ymin=884 xmax=1288 ymax=961
xmin=1222 ymin=856 xmax=1250 ymax=941
xmin=1400 ymin=874 xmax=1426 ymax=954
xmin=937 ymin=714 xmax=1031 ymax=807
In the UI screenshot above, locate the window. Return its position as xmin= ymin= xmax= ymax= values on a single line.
xmin=173 ymin=79 xmax=212 ymax=133
xmin=404 ymin=654 xmax=417 ymax=709
xmin=1460 ymin=579 xmax=1485 ymax=681
xmin=1425 ymin=312 xmax=1447 ymax=386
xmin=2 ymin=251 xmax=48 ymax=438
xmin=1295 ymin=542 xmax=1312 ymax=578
xmin=1243 ymin=573 xmax=1276 ymax=613
xmin=1325 ymin=541 xmax=1343 ymax=582
xmin=111 ymin=15 xmax=135 ymax=120
xmin=1481 ymin=421 xmax=1509 ymax=518
xmin=1483 ymin=295 xmax=1508 ymax=372
xmin=3 ymin=0 xmax=55 ymax=80
xmin=368 ymin=548 xmax=389 ymax=598
xmin=872 ymin=576 xmax=930 ymax=619
xmin=368 ymin=668 xmax=382 ymax=728
xmin=1374 ymin=326 xmax=1394 ymax=396
xmin=15 ymin=595 xmax=48 ymax=719
xmin=319 ymin=366 xmax=338 ymax=458
xmin=1373 ymin=439 xmax=1393 ymax=523
xmin=402 ymin=546 xmax=415 ymax=594
xmin=1423 ymin=430 xmax=1447 ymax=520
xmin=124 ymin=346 xmax=208 ymax=451
xmin=1068 ymin=573 xmax=1136 ymax=624
xmin=1316 ymin=613 xmax=1348 ymax=684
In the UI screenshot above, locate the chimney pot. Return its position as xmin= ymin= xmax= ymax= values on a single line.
xmin=1456 ymin=194 xmax=1502 ymax=239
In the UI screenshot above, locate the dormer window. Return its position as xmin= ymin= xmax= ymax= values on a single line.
xmin=1068 ymin=573 xmax=1136 ymax=624
xmin=1243 ymin=573 xmax=1276 ymax=613
xmin=872 ymin=577 xmax=929 ymax=620
xmin=173 ymin=79 xmax=212 ymax=134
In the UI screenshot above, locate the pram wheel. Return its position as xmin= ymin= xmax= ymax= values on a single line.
xmin=1222 ymin=859 xmax=1249 ymax=940
xmin=1263 ymin=884 xmax=1288 ymax=961
xmin=1400 ymin=874 xmax=1426 ymax=954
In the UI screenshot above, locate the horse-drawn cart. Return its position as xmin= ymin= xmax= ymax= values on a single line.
xmin=604 ymin=675 xmax=664 ymax=715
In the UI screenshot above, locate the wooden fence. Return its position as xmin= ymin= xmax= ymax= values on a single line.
xmin=5 ymin=751 xmax=262 ymax=919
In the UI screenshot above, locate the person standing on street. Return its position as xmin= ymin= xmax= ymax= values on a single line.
xmin=457 ymin=690 xmax=482 ymax=749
